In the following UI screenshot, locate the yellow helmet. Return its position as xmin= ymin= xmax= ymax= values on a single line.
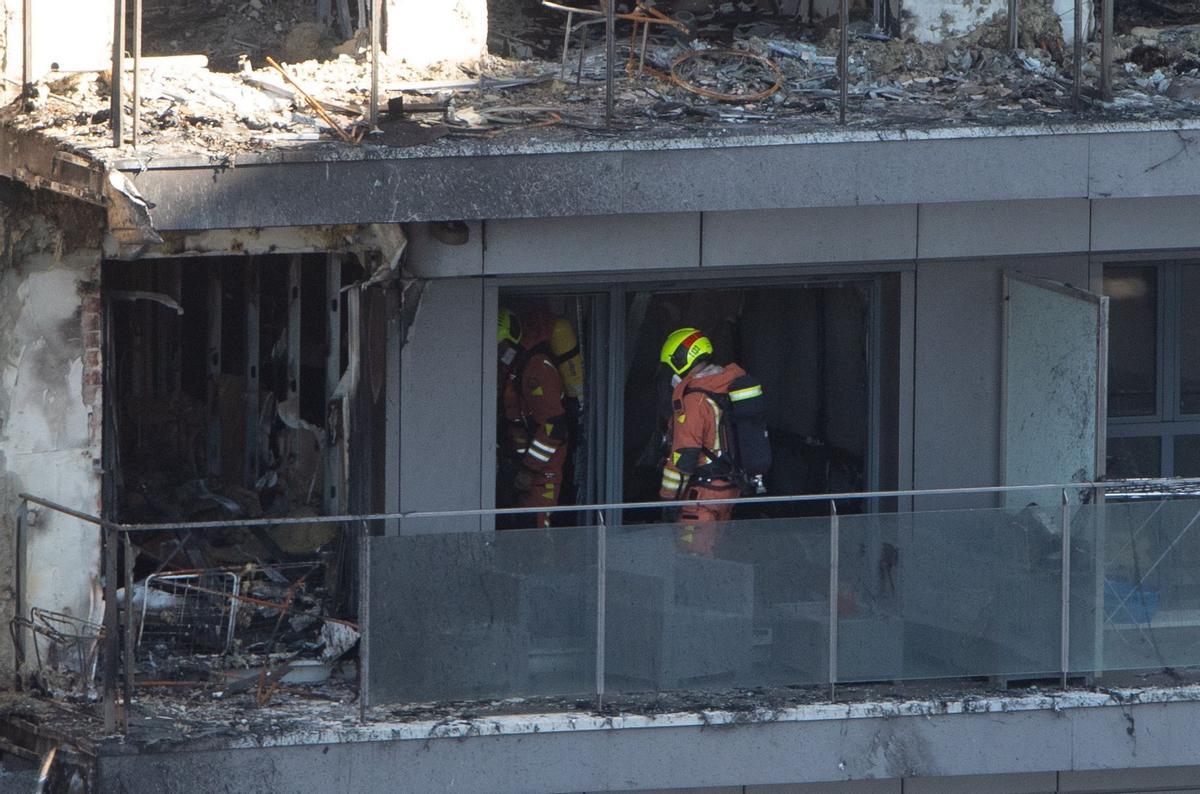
xmin=498 ymin=307 xmax=522 ymax=345
xmin=660 ymin=328 xmax=713 ymax=376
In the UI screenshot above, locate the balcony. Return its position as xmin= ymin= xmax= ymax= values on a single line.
xmin=13 ymin=483 xmax=1200 ymax=790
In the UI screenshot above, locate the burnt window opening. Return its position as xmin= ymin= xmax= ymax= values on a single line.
xmin=102 ymin=253 xmax=365 ymax=670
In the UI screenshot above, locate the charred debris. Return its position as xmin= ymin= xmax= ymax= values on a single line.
xmin=13 ymin=253 xmax=377 ymax=721
xmin=9 ymin=0 xmax=1200 ymax=161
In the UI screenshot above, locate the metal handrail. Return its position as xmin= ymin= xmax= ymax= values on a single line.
xmin=20 ymin=478 xmax=1200 ymax=533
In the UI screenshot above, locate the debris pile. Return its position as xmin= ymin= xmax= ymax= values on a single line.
xmin=7 ymin=0 xmax=1200 ymax=160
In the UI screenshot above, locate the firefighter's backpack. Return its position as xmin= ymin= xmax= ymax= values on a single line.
xmin=688 ymin=372 xmax=772 ymax=494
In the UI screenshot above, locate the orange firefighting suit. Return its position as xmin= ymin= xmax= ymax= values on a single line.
xmin=660 ymin=362 xmax=748 ymax=555
xmin=501 ymin=345 xmax=569 ymax=529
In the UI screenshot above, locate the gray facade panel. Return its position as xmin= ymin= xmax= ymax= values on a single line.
xmin=700 ymin=206 xmax=918 ymax=267
xmin=913 ymin=257 xmax=1089 ymax=507
xmin=917 ymin=200 xmax=1091 ymax=259
xmin=96 ymin=701 xmax=1200 ymax=794
xmin=1068 ymin=704 xmax=1200 ymax=780
xmin=114 ymin=132 xmax=1151 ymax=231
xmin=406 ymin=221 xmax=484 ymax=277
xmin=1059 ymin=764 xmax=1200 ymax=792
xmin=1089 ymin=196 xmax=1200 ymax=252
xmin=746 ymin=781 xmax=900 ymax=793
xmin=620 ymin=137 xmax=1087 ymax=215
xmin=902 ymin=772 xmax=1056 ymax=793
xmin=913 ymin=261 xmax=1004 ymax=504
xmin=399 ymin=279 xmax=484 ymax=521
xmin=1088 ymin=130 xmax=1200 ymax=199
xmin=484 ymin=213 xmax=701 ymax=274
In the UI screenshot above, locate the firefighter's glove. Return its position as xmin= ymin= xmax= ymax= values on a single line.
xmin=514 ymin=468 xmax=535 ymax=491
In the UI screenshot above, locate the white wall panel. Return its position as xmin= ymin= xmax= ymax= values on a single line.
xmin=405 ymin=221 xmax=484 ymax=277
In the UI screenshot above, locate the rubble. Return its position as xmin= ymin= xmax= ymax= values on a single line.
xmin=3 ymin=0 xmax=1200 ymax=164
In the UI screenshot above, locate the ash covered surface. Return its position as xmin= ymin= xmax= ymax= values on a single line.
xmin=9 ymin=668 xmax=1200 ymax=755
xmin=7 ymin=0 xmax=1200 ymax=166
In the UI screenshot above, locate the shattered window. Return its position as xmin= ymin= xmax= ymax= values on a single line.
xmin=105 ymin=254 xmax=361 ymax=687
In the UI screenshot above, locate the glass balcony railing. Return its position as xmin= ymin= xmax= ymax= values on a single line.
xmin=21 ymin=483 xmax=1200 ymax=722
xmin=363 ymin=490 xmax=1200 ymax=705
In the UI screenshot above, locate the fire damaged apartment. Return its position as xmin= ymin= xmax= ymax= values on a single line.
xmin=7 ymin=0 xmax=1200 ymax=790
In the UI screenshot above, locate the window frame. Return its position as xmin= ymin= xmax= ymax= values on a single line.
xmin=1105 ymin=259 xmax=1200 ymax=477
xmin=493 ymin=268 xmax=903 ymax=521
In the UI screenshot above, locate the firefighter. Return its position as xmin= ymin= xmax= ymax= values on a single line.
xmin=498 ymin=307 xmax=570 ymax=529
xmin=658 ymin=327 xmax=749 ymax=556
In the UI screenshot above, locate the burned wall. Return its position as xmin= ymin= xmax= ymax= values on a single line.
xmin=0 ymin=0 xmax=113 ymax=91
xmin=0 ymin=178 xmax=105 ymax=682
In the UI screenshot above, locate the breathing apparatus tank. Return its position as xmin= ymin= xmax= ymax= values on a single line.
xmin=550 ymin=316 xmax=585 ymax=404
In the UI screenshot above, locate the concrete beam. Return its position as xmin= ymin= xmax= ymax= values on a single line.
xmin=111 ymin=126 xmax=1200 ymax=232
xmin=94 ymin=697 xmax=1200 ymax=794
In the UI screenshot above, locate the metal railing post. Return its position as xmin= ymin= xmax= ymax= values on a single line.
xmin=838 ymin=0 xmax=848 ymax=124
xmin=560 ymin=11 xmax=574 ymax=80
xmin=132 ymin=0 xmax=141 ymax=146
xmin=358 ymin=521 xmax=369 ymax=722
xmin=1060 ymin=489 xmax=1071 ymax=689
xmin=14 ymin=500 xmax=27 ymax=688
xmin=1008 ymin=0 xmax=1019 ymax=50
xmin=595 ymin=512 xmax=607 ymax=710
xmin=21 ymin=0 xmax=32 ymax=98
xmin=370 ymin=0 xmax=381 ymax=127
xmin=828 ymin=500 xmax=839 ymax=700
xmin=102 ymin=524 xmax=119 ymax=732
xmin=1092 ymin=484 xmax=1107 ymax=678
xmin=1100 ymin=0 xmax=1113 ymax=100
xmin=1072 ymin=0 xmax=1082 ymax=112
xmin=604 ymin=0 xmax=615 ymax=124
xmin=123 ymin=531 xmax=135 ymax=718
xmin=111 ymin=0 xmax=126 ymax=147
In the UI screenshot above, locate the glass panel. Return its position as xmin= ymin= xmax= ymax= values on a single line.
xmin=1181 ymin=266 xmax=1200 ymax=414
xmin=1104 ymin=266 xmax=1158 ymax=418
xmin=604 ymin=516 xmax=831 ymax=694
xmin=1071 ymin=498 xmax=1200 ymax=674
xmin=1175 ymin=435 xmax=1200 ymax=477
xmin=1004 ymin=276 xmax=1104 ymax=507
xmin=366 ymin=525 xmax=597 ymax=705
xmin=1106 ymin=435 xmax=1161 ymax=479
xmin=838 ymin=506 xmax=1062 ymax=682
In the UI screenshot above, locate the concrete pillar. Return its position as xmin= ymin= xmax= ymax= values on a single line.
xmin=385 ymin=0 xmax=487 ymax=67
xmin=2 ymin=0 xmax=114 ymax=90
xmin=0 ymin=179 xmax=105 ymax=682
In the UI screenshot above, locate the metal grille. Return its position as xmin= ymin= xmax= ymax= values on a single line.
xmin=10 ymin=608 xmax=104 ymax=694
xmin=138 ymin=571 xmax=240 ymax=657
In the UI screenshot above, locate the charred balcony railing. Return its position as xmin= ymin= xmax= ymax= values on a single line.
xmin=15 ymin=479 xmax=1200 ymax=733
xmin=100 ymin=0 xmax=1118 ymax=149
